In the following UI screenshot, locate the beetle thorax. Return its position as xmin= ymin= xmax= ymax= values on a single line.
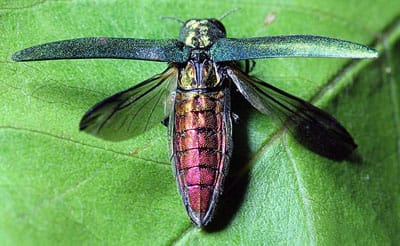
xmin=179 ymin=19 xmax=226 ymax=48
xmin=178 ymin=50 xmax=221 ymax=90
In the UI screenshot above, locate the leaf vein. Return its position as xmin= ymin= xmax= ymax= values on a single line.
xmin=0 ymin=125 xmax=170 ymax=166
xmin=283 ymin=133 xmax=315 ymax=245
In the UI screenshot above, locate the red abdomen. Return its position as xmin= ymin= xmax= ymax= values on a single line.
xmin=171 ymin=89 xmax=232 ymax=226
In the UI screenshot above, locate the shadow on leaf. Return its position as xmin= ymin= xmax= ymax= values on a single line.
xmin=205 ymin=90 xmax=252 ymax=232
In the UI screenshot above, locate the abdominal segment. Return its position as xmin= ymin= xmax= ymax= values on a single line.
xmin=171 ymin=89 xmax=231 ymax=226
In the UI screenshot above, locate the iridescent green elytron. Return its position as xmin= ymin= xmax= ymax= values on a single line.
xmin=12 ymin=16 xmax=377 ymax=227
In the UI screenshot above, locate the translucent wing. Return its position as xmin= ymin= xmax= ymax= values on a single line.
xmin=211 ymin=35 xmax=377 ymax=62
xmin=12 ymin=38 xmax=188 ymax=62
xmin=227 ymin=68 xmax=357 ymax=160
xmin=80 ymin=66 xmax=178 ymax=141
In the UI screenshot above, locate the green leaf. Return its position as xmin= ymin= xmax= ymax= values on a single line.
xmin=1 ymin=0 xmax=399 ymax=245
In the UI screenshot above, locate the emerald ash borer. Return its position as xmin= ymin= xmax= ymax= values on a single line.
xmin=12 ymin=15 xmax=377 ymax=227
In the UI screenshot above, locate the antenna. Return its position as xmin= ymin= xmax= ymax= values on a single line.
xmin=219 ymin=8 xmax=240 ymax=20
xmin=161 ymin=16 xmax=184 ymax=24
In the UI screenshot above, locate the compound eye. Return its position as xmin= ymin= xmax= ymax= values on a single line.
xmin=209 ymin=19 xmax=226 ymax=35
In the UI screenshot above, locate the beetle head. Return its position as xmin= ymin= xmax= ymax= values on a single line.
xmin=179 ymin=18 xmax=226 ymax=48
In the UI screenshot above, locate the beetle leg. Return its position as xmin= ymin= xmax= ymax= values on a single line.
xmin=161 ymin=116 xmax=169 ymax=127
xmin=231 ymin=112 xmax=240 ymax=124
xmin=244 ymin=60 xmax=256 ymax=74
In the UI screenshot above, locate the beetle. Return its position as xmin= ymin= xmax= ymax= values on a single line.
xmin=12 ymin=15 xmax=377 ymax=227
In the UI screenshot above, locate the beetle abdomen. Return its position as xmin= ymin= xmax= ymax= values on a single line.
xmin=171 ymin=89 xmax=231 ymax=226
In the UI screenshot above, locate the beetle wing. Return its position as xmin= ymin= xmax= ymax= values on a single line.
xmin=227 ymin=68 xmax=357 ymax=160
xmin=80 ymin=66 xmax=178 ymax=141
xmin=12 ymin=38 xmax=189 ymax=63
xmin=211 ymin=35 xmax=377 ymax=62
